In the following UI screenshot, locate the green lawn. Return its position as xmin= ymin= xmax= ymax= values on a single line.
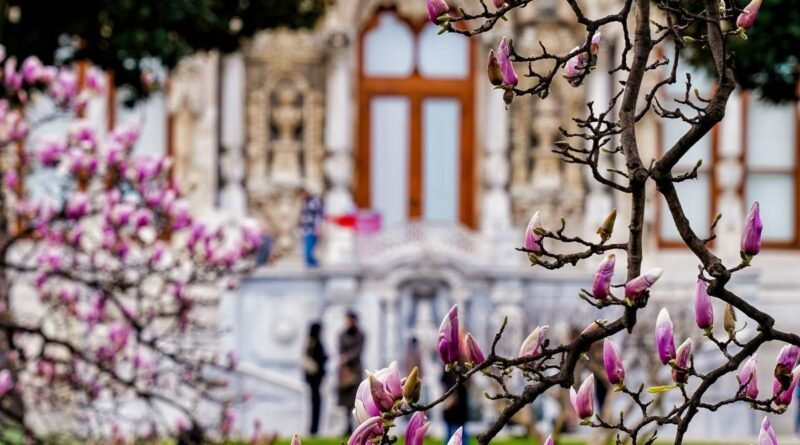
xmin=233 ymin=436 xmax=732 ymax=445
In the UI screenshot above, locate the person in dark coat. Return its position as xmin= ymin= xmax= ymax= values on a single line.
xmin=303 ymin=322 xmax=328 ymax=435
xmin=442 ymin=369 xmax=469 ymax=444
xmin=337 ymin=310 xmax=365 ymax=435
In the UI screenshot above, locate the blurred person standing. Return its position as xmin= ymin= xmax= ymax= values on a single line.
xmin=303 ymin=322 xmax=328 ymax=436
xmin=299 ymin=186 xmax=324 ymax=267
xmin=441 ymin=369 xmax=469 ymax=444
xmin=337 ymin=310 xmax=365 ymax=435
xmin=403 ymin=336 xmax=423 ymax=377
xmin=254 ymin=219 xmax=274 ymax=266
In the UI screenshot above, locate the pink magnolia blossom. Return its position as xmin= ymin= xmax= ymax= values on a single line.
xmin=85 ymin=67 xmax=105 ymax=93
xmin=0 ymin=369 xmax=13 ymax=396
xmin=592 ymin=253 xmax=615 ymax=299
xmin=406 ymin=412 xmax=430 ymax=445
xmin=603 ymin=338 xmax=625 ymax=386
xmin=570 ymin=374 xmax=595 ymax=420
xmin=447 ymin=427 xmax=463 ymax=445
xmin=438 ymin=304 xmax=460 ymax=364
xmin=37 ymin=137 xmax=67 ymax=167
xmin=736 ymin=0 xmax=762 ymax=30
xmin=427 ymin=0 xmax=449 ymax=23
xmin=497 ymin=38 xmax=519 ymax=86
xmin=624 ymin=268 xmax=664 ymax=302
xmin=741 ymin=202 xmax=763 ymax=258
xmin=21 ymin=56 xmax=43 ymax=85
xmin=347 ymin=416 xmax=384 ymax=445
xmin=655 ymin=308 xmax=676 ymax=365
xmin=65 ymin=192 xmax=90 ymax=219
xmin=738 ymin=355 xmax=759 ymax=398
xmin=695 ymin=279 xmax=714 ymax=331
xmin=524 ymin=211 xmax=543 ymax=253
xmin=519 ymin=325 xmax=549 ymax=357
xmin=463 ymin=333 xmax=486 ymax=365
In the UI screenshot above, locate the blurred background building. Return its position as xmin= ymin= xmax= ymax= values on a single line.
xmin=68 ymin=0 xmax=799 ymax=440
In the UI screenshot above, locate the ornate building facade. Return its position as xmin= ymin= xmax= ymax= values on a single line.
xmin=82 ymin=0 xmax=800 ymax=439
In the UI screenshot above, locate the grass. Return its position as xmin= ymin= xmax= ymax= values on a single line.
xmin=235 ymin=437 xmax=732 ymax=445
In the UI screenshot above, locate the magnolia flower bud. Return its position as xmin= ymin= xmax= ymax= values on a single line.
xmin=694 ymin=279 xmax=714 ymax=332
xmin=597 ymin=208 xmax=616 ymax=242
xmin=404 ymin=366 xmax=421 ymax=404
xmin=564 ymin=47 xmax=588 ymax=86
xmin=738 ymin=355 xmax=759 ymax=399
xmin=426 ymin=0 xmax=449 ymax=23
xmin=773 ymin=365 xmax=800 ymax=408
xmin=65 ymin=192 xmax=90 ymax=219
xmin=736 ymin=0 xmax=762 ymax=30
xmin=672 ymin=338 xmax=693 ymax=384
xmin=383 ymin=361 xmax=403 ymax=399
xmin=354 ymin=362 xmax=402 ymax=423
xmin=492 ymin=0 xmax=506 ymax=7
xmin=347 ymin=416 xmax=384 ymax=445
xmin=291 ymin=434 xmax=301 ymax=445
xmin=741 ymin=202 xmax=763 ymax=259
xmin=497 ymin=38 xmax=519 ymax=87
xmin=438 ymin=305 xmax=460 ymax=364
xmin=624 ymin=268 xmax=664 ymax=302
xmin=464 ymin=333 xmax=486 ymax=365
xmin=655 ymin=308 xmax=676 ymax=365
xmin=21 ymin=56 xmax=42 ymax=85
xmin=0 ymin=369 xmax=13 ymax=396
xmin=603 ymin=338 xmax=625 ymax=386
xmin=758 ymin=417 xmax=778 ymax=445
xmin=368 ymin=375 xmax=394 ymax=411
xmin=519 ymin=325 xmax=549 ymax=357
xmin=774 ymin=345 xmax=800 ymax=390
xmin=570 ymin=374 xmax=595 ymax=420
xmin=487 ymin=50 xmax=504 ymax=86
xmin=524 ymin=211 xmax=543 ymax=253
xmin=591 ymin=253 xmax=615 ymax=299
xmin=590 ymin=33 xmax=602 ymax=55
xmin=724 ymin=304 xmax=737 ymax=338
xmin=406 ymin=412 xmax=430 ymax=445
xmin=503 ymin=89 xmax=514 ymax=106
xmin=447 ymin=427 xmax=463 ymax=445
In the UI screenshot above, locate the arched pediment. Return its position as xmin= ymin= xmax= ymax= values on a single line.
xmin=329 ymin=0 xmax=428 ymax=32
xmin=358 ymin=222 xmax=490 ymax=280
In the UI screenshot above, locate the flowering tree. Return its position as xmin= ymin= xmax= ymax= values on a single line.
xmin=324 ymin=0 xmax=795 ymax=445
xmin=0 ymin=54 xmax=258 ymax=442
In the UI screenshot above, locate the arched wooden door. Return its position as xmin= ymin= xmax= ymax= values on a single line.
xmin=356 ymin=9 xmax=476 ymax=228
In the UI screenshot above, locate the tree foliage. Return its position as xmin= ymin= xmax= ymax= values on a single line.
xmin=0 ymin=0 xmax=327 ymax=99
xmin=685 ymin=0 xmax=800 ymax=102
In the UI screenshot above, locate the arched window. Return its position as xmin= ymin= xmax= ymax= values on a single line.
xmin=356 ymin=10 xmax=475 ymax=228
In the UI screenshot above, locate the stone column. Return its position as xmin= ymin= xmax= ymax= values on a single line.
xmin=379 ymin=289 xmax=401 ymax=365
xmin=480 ymin=78 xmax=513 ymax=237
xmin=168 ymin=53 xmax=219 ymax=218
xmin=323 ymin=32 xmax=357 ymax=265
xmin=220 ymin=52 xmax=249 ymax=222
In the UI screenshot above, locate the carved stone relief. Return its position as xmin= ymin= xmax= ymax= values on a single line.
xmin=245 ymin=30 xmax=326 ymax=258
xmin=509 ymin=20 xmax=587 ymax=232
